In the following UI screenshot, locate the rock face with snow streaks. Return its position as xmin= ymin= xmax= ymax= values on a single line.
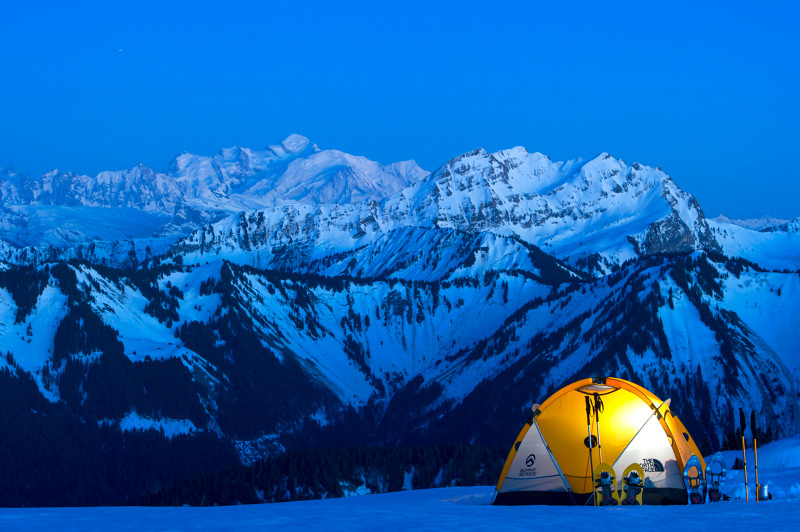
xmin=170 ymin=147 xmax=727 ymax=280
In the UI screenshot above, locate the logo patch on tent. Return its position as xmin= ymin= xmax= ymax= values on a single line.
xmin=583 ymin=435 xmax=598 ymax=448
xmin=640 ymin=458 xmax=665 ymax=472
xmin=518 ymin=454 xmax=538 ymax=476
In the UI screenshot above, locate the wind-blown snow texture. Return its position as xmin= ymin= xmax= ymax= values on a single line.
xmin=1 ymin=136 xmax=799 ymax=503
xmin=3 ymin=436 xmax=800 ymax=531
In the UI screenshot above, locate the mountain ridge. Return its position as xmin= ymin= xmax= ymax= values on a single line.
xmin=0 ymin=135 xmax=428 ymax=248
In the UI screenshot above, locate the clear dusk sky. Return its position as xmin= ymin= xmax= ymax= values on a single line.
xmin=1 ymin=0 xmax=798 ymax=219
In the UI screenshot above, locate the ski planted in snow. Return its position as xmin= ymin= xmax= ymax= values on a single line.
xmin=705 ymin=452 xmax=727 ymax=503
xmin=594 ymin=462 xmax=620 ymax=506
xmin=683 ymin=454 xmax=705 ymax=504
xmin=620 ymin=463 xmax=645 ymax=505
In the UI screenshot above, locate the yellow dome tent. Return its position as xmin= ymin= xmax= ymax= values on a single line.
xmin=493 ymin=377 xmax=705 ymax=505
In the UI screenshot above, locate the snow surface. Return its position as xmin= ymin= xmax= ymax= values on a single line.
xmin=110 ymin=410 xmax=197 ymax=439
xmin=658 ymin=277 xmax=720 ymax=369
xmin=709 ymin=218 xmax=800 ymax=271
xmin=720 ymin=269 xmax=800 ymax=383
xmin=0 ymin=282 xmax=69 ymax=401
xmin=3 ymin=436 xmax=800 ymax=531
xmin=0 ymin=205 xmax=172 ymax=248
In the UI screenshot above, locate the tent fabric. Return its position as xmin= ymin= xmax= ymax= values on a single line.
xmin=494 ymin=377 xmax=705 ymax=506
xmin=498 ymin=419 xmax=573 ymax=497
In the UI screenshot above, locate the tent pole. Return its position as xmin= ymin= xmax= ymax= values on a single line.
xmin=585 ymin=395 xmax=596 ymax=506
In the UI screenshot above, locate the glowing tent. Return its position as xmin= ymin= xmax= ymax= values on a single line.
xmin=493 ymin=377 xmax=704 ymax=505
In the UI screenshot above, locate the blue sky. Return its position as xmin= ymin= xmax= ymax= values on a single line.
xmin=1 ymin=0 xmax=798 ymax=219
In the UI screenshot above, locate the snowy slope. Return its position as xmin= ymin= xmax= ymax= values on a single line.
xmin=0 ymin=282 xmax=68 ymax=402
xmin=712 ymin=214 xmax=791 ymax=231
xmin=0 ymin=205 xmax=171 ymax=248
xmin=6 ymin=250 xmax=795 ymax=456
xmin=216 ymin=267 xmax=552 ymax=404
xmin=416 ymin=253 xmax=799 ymax=446
xmin=709 ymin=218 xmax=800 ymax=271
xmin=719 ymin=268 xmax=800 ymax=384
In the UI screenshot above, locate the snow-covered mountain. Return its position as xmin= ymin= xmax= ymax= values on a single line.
xmin=0 ymin=135 xmax=427 ymax=249
xmin=2 ymin=253 xmax=796 ymax=451
xmin=168 ymin=148 xmax=728 ymax=279
xmin=709 ymin=218 xmax=800 ymax=272
xmin=712 ymin=214 xmax=791 ymax=231
xmin=1 ymin=139 xmax=798 ymax=506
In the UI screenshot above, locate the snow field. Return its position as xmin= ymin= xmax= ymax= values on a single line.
xmin=0 ymin=283 xmax=69 ymax=401
xmin=8 ymin=434 xmax=800 ymax=525
xmin=709 ymin=219 xmax=800 ymax=272
xmin=3 ymin=462 xmax=800 ymax=531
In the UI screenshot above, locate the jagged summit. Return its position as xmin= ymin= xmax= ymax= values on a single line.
xmin=784 ymin=218 xmax=800 ymax=233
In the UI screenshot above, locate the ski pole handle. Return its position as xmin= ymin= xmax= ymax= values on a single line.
xmin=585 ymin=396 xmax=592 ymax=425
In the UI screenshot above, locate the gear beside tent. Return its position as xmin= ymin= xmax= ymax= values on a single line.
xmin=493 ymin=377 xmax=705 ymax=505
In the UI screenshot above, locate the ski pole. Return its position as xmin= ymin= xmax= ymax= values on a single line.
xmin=593 ymin=393 xmax=604 ymax=464
xmin=754 ymin=438 xmax=759 ymax=502
xmin=742 ymin=435 xmax=749 ymax=502
xmin=585 ymin=395 xmax=595 ymax=506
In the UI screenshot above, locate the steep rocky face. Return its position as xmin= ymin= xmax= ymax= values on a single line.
xmin=636 ymin=212 xmax=698 ymax=255
xmin=632 ymin=184 xmax=721 ymax=257
xmin=767 ymin=217 xmax=800 ymax=234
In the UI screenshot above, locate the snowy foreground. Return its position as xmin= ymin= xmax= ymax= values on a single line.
xmin=3 ymin=437 xmax=800 ymax=532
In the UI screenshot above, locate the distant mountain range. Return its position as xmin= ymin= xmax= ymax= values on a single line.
xmin=0 ymin=134 xmax=426 ymax=249
xmin=1 ymin=135 xmax=798 ymax=505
